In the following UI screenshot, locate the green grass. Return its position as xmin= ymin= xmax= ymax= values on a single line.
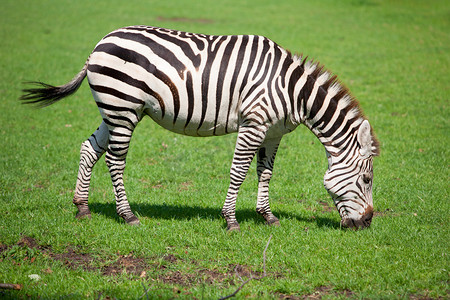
xmin=1 ymin=0 xmax=448 ymax=299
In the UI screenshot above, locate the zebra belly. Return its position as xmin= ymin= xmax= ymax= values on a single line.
xmin=145 ymin=102 xmax=240 ymax=137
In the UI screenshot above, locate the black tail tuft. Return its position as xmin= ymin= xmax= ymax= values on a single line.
xmin=19 ymin=59 xmax=89 ymax=108
xmin=20 ymin=82 xmax=71 ymax=108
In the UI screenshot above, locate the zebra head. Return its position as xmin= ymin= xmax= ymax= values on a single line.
xmin=323 ymin=120 xmax=378 ymax=229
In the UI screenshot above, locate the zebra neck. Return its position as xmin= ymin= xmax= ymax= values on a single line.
xmin=289 ymin=58 xmax=365 ymax=157
xmin=304 ymin=113 xmax=364 ymax=157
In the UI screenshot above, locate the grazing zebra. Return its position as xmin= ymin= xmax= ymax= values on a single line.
xmin=21 ymin=25 xmax=379 ymax=230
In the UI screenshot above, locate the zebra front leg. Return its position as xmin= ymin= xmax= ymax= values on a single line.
xmin=222 ymin=125 xmax=267 ymax=231
xmin=73 ymin=122 xmax=108 ymax=219
xmin=256 ymin=138 xmax=281 ymax=226
xmin=105 ymin=127 xmax=140 ymax=226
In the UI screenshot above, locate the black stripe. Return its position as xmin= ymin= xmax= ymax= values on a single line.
xmin=333 ymin=132 xmax=358 ymax=156
xmin=106 ymin=31 xmax=186 ymax=80
xmin=239 ymin=36 xmax=259 ymax=95
xmin=129 ymin=26 xmax=203 ymax=68
xmin=184 ymin=71 xmax=194 ymax=129
xmin=251 ymin=38 xmax=271 ymax=81
xmin=226 ymin=35 xmax=249 ymax=133
xmin=109 ymin=131 xmax=132 ymax=137
xmin=322 ymin=109 xmax=358 ymax=139
xmin=90 ymin=84 xmax=144 ymax=105
xmin=88 ymin=64 xmax=165 ymax=118
xmin=94 ymin=43 xmax=177 ymax=121
xmin=245 ymin=52 xmax=272 ymax=100
xmin=308 ymin=85 xmax=327 ymax=121
xmin=287 ymin=65 xmax=304 ymax=117
xmin=300 ymin=74 xmax=316 ymax=118
xmin=311 ymin=94 xmax=339 ymax=129
xmin=214 ymin=36 xmax=238 ymax=135
xmin=198 ymin=35 xmax=227 ymax=131
xmin=103 ymin=117 xmax=130 ymax=130
xmin=277 ymin=56 xmax=292 ymax=125
xmin=106 ymin=114 xmax=136 ymax=128
xmin=265 ymin=45 xmax=283 ymax=119
xmin=94 ymin=100 xmax=138 ymax=115
xmin=152 ymin=68 xmax=180 ymax=124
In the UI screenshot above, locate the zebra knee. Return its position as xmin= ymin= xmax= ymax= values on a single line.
xmin=80 ymin=140 xmax=103 ymax=165
xmin=80 ymin=140 xmax=94 ymax=158
xmin=104 ymin=151 xmax=126 ymax=169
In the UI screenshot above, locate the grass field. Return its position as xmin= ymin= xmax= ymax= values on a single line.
xmin=0 ymin=0 xmax=448 ymax=299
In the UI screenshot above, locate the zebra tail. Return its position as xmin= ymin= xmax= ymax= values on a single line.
xmin=20 ymin=58 xmax=89 ymax=108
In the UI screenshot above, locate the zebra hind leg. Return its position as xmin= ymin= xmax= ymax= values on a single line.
xmin=73 ymin=122 xmax=109 ymax=219
xmin=255 ymin=138 xmax=281 ymax=226
xmin=104 ymin=123 xmax=140 ymax=226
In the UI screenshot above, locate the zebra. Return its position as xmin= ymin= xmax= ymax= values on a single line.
xmin=21 ymin=25 xmax=379 ymax=231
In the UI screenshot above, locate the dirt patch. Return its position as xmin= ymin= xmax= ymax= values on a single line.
xmin=309 ymin=286 xmax=354 ymax=299
xmin=178 ymin=181 xmax=193 ymax=191
xmin=319 ymin=201 xmax=335 ymax=213
xmin=1 ymin=236 xmax=148 ymax=276
xmin=159 ymin=270 xmax=196 ymax=285
xmin=49 ymin=247 xmax=97 ymax=272
xmin=1 ymin=236 xmax=49 ymax=255
xmin=102 ymin=254 xmax=149 ymax=277
xmin=163 ymin=253 xmax=179 ymax=264
xmin=408 ymin=294 xmax=447 ymax=300
xmin=374 ymin=208 xmax=394 ymax=217
xmin=275 ymin=292 xmax=301 ymax=300
xmin=276 ymin=286 xmax=354 ymax=299
xmin=0 ymin=243 xmax=9 ymax=254
xmin=159 ymin=267 xmax=233 ymax=286
xmin=231 ymin=264 xmax=264 ymax=279
xmin=2 ymin=236 xmax=278 ymax=291
xmin=157 ymin=263 xmax=270 ymax=286
xmin=17 ymin=236 xmax=40 ymax=249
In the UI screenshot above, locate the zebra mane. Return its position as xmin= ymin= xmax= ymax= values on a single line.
xmin=291 ymin=53 xmax=380 ymax=156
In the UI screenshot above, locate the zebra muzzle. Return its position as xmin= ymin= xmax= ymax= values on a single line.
xmin=341 ymin=208 xmax=373 ymax=230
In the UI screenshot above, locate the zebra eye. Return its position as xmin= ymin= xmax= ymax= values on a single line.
xmin=362 ymin=174 xmax=371 ymax=184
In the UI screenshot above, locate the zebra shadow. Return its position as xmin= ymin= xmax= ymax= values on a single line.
xmin=88 ymin=202 xmax=341 ymax=229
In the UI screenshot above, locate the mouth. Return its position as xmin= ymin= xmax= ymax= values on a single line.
xmin=341 ymin=216 xmax=372 ymax=230
xmin=340 ymin=206 xmax=373 ymax=230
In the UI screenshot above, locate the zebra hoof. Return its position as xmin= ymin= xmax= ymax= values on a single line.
xmin=124 ymin=215 xmax=141 ymax=226
xmin=267 ymin=218 xmax=280 ymax=227
xmin=75 ymin=210 xmax=92 ymax=219
xmin=226 ymin=222 xmax=240 ymax=232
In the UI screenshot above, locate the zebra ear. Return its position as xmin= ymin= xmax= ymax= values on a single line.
xmin=358 ymin=120 xmax=372 ymax=157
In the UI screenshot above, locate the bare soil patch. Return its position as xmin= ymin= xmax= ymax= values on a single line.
xmin=1 ymin=236 xmax=271 ymax=288
xmin=374 ymin=208 xmax=395 ymax=217
xmin=49 ymin=247 xmax=97 ymax=272
xmin=102 ymin=254 xmax=149 ymax=276
xmin=318 ymin=201 xmax=335 ymax=213
xmin=0 ymin=236 xmax=152 ymax=277
xmin=16 ymin=236 xmax=40 ymax=249
xmin=276 ymin=285 xmax=354 ymax=299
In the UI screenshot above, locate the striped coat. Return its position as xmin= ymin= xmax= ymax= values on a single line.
xmin=21 ymin=26 xmax=379 ymax=230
